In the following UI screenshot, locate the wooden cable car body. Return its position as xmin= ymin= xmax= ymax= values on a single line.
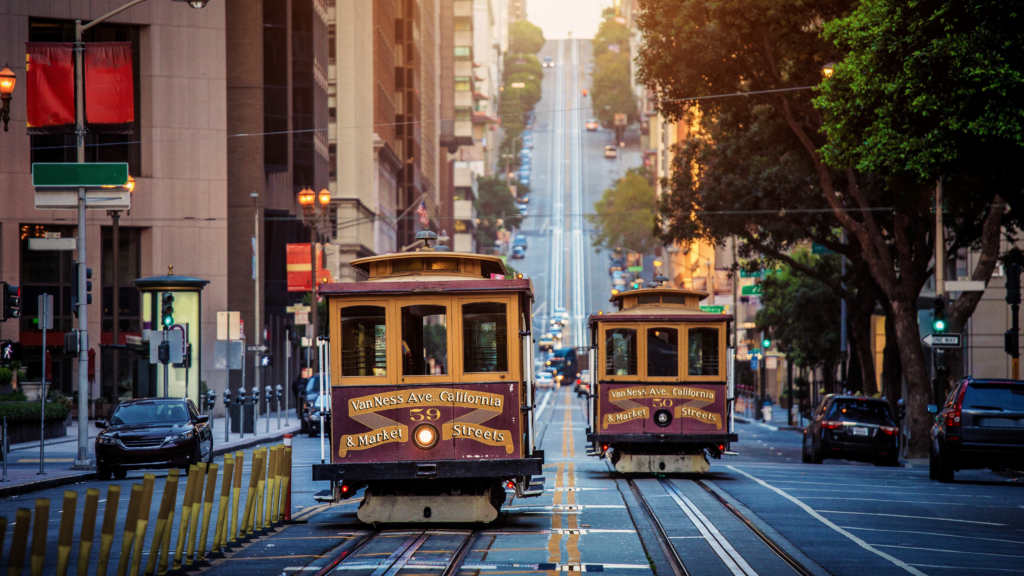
xmin=311 ymin=250 xmax=544 ymax=523
xmin=586 ymin=287 xmax=738 ymax=474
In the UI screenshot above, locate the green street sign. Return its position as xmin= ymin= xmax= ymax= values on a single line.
xmin=32 ymin=163 xmax=129 ymax=189
xmin=739 ymin=270 xmax=763 ymax=278
xmin=700 ymin=305 xmax=725 ymax=314
xmin=741 ymin=284 xmax=763 ymax=296
xmin=627 ymin=266 xmax=644 ymax=273
xmin=812 ymin=243 xmax=836 ymax=255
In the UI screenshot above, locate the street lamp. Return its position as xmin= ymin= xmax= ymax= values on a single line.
xmin=68 ymin=0 xmax=210 ymax=470
xmin=298 ymin=186 xmax=331 ymax=372
xmin=822 ymin=62 xmax=836 ymax=78
xmin=0 ymin=64 xmax=15 ymax=132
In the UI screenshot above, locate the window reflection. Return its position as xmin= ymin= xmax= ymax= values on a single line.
xmin=605 ymin=328 xmax=637 ymax=376
xmin=688 ymin=327 xmax=720 ymax=376
xmin=340 ymin=306 xmax=387 ymax=377
xmin=402 ymin=305 xmax=448 ymax=375
xmin=463 ymin=302 xmax=508 ymax=373
xmin=647 ymin=328 xmax=679 ymax=377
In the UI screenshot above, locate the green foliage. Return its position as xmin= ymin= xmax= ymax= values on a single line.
xmin=475 ymin=176 xmax=523 ymax=247
xmin=0 ymin=401 xmax=70 ymax=424
xmin=0 ymin=367 xmax=11 ymax=388
xmin=755 ymin=249 xmax=842 ymax=371
xmin=0 ymin=391 xmax=27 ymax=402
xmin=504 ymin=54 xmax=542 ymax=82
xmin=301 ymin=291 xmax=328 ymax=337
xmin=509 ymin=20 xmax=545 ymax=55
xmin=588 ymin=168 xmax=659 ymax=255
xmin=590 ymin=20 xmax=636 ymax=129
xmin=816 ymin=0 xmax=1024 ymax=181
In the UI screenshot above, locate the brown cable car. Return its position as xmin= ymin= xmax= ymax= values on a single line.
xmin=586 ymin=287 xmax=738 ymax=473
xmin=311 ymin=241 xmax=545 ymax=523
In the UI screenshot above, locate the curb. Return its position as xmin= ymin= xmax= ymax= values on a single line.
xmin=0 ymin=426 xmax=301 ymax=499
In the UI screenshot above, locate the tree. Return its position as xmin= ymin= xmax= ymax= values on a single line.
xmin=593 ymin=16 xmax=631 ymax=58
xmin=591 ymin=19 xmax=637 ymax=129
xmin=755 ymin=249 xmax=843 ymax=392
xmin=636 ymin=0 xmax=1015 ymax=455
xmin=475 ymin=176 xmax=523 ymax=249
xmin=509 ymin=20 xmax=545 ymax=55
xmin=588 ymin=168 xmax=659 ymax=255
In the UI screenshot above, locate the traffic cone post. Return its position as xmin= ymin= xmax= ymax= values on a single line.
xmin=116 ymin=484 xmax=142 ymax=576
xmin=56 ymin=491 xmax=78 ymax=576
xmin=128 ymin=474 xmax=156 ymax=576
xmin=231 ymin=451 xmax=244 ymax=543
xmin=78 ymin=488 xmax=100 ymax=576
xmin=96 ymin=485 xmax=122 ymax=576
xmin=9 ymin=508 xmax=32 ymax=574
xmin=198 ymin=463 xmax=219 ymax=562
xmin=283 ymin=435 xmax=293 ymax=521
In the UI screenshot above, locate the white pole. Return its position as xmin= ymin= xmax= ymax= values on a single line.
xmin=73 ymin=20 xmax=92 ymax=468
xmin=319 ymin=338 xmax=325 ymax=464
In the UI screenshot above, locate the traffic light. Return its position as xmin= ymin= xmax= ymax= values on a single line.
xmin=70 ymin=262 xmax=93 ymax=317
xmin=1 ymin=283 xmax=19 ymax=321
xmin=762 ymin=337 xmax=772 ymax=348
xmin=1007 ymin=262 xmax=1021 ymax=305
xmin=932 ymin=296 xmax=946 ymax=332
xmin=161 ymin=292 xmax=175 ymax=328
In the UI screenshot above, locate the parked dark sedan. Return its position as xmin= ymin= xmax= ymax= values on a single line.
xmin=307 ymin=393 xmax=331 ymax=437
xmin=301 ymin=374 xmax=330 ymax=432
xmin=929 ymin=378 xmax=1024 ymax=482
xmin=95 ymin=398 xmax=214 ymax=480
xmin=803 ymin=395 xmax=900 ymax=466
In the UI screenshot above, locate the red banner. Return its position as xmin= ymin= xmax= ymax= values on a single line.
xmin=287 ymin=244 xmax=334 ymax=292
xmin=25 ymin=43 xmax=75 ymax=133
xmin=85 ymin=42 xmax=134 ymax=131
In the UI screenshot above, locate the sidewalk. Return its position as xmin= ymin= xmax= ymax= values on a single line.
xmin=0 ymin=414 xmax=301 ymax=498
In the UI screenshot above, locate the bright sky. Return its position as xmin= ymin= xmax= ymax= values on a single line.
xmin=528 ymin=0 xmax=612 ymax=40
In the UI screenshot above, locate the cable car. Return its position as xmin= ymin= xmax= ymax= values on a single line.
xmin=586 ymin=284 xmax=737 ymax=473
xmin=311 ymin=234 xmax=544 ymax=523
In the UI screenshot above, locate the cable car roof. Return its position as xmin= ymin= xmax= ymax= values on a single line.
xmin=589 ymin=287 xmax=733 ymax=323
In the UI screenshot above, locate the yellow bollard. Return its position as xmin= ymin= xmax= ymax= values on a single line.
xmin=242 ymin=450 xmax=263 ymax=537
xmin=185 ymin=464 xmax=207 ymax=565
xmin=230 ymin=451 xmax=244 ymax=543
xmin=29 ymin=498 xmax=51 ymax=576
xmin=172 ymin=466 xmax=199 ymax=571
xmin=197 ymin=463 xmax=219 ymax=561
xmin=115 ymin=484 xmax=143 ymax=576
xmin=0 ymin=516 xmax=7 ymax=568
xmin=280 ymin=447 xmax=292 ymax=521
xmin=56 ymin=491 xmax=78 ymax=576
xmin=95 ymin=485 xmax=122 ymax=576
xmin=129 ymin=474 xmax=156 ymax=576
xmin=212 ymin=454 xmax=233 ymax=553
xmin=78 ymin=488 xmax=101 ymax=576
xmin=144 ymin=470 xmax=179 ymax=576
xmin=9 ymin=508 xmax=32 ymax=576
xmin=157 ymin=473 xmax=179 ymax=576
xmin=265 ymin=447 xmax=277 ymax=529
xmin=256 ymin=449 xmax=267 ymax=532
xmin=274 ymin=444 xmax=285 ymax=523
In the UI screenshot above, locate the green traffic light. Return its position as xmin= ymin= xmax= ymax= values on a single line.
xmin=762 ymin=338 xmax=771 ymax=348
xmin=163 ymin=315 xmax=174 ymax=327
xmin=933 ymin=318 xmax=946 ymax=332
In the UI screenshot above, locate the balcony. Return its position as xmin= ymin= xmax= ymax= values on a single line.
xmin=454 ymin=31 xmax=473 ymax=47
xmin=454 ymin=199 xmax=477 ymax=221
xmin=453 ymin=163 xmax=477 ymax=191
xmin=454 ymin=0 xmax=472 ymax=17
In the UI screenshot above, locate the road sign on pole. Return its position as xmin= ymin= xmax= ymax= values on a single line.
xmin=741 ymin=284 xmax=763 ymax=296
xmin=922 ymin=333 xmax=962 ymax=348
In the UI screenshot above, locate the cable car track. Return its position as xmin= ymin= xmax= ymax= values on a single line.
xmin=313 ymin=529 xmax=479 ymax=576
xmin=628 ymin=478 xmax=817 ymax=576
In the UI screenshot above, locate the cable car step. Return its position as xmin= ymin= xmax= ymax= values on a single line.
xmin=313 ymin=489 xmax=334 ymax=503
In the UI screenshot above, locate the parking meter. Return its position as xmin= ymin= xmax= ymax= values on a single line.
xmin=206 ymin=389 xmax=216 ymax=412
xmin=237 ymin=388 xmax=247 ymax=438
xmin=265 ymin=385 xmax=273 ymax=404
xmin=274 ymin=385 xmax=283 ymax=430
xmin=223 ymin=389 xmax=232 ymax=442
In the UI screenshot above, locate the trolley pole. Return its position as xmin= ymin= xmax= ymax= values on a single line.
xmin=1006 ymin=263 xmax=1021 ymax=379
xmin=3 ymin=417 xmax=9 ymax=482
xmin=39 ymin=293 xmax=50 ymax=475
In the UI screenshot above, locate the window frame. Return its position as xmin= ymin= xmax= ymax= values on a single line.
xmin=683 ymin=323 xmax=726 ymax=381
xmin=644 ymin=326 xmax=682 ymax=382
xmin=455 ymin=295 xmax=517 ymax=383
xmin=599 ymin=323 xmax=643 ymax=381
xmin=331 ymin=299 xmax=395 ymax=386
xmin=398 ymin=297 xmax=455 ymax=384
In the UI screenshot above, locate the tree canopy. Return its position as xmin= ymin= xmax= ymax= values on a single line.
xmin=509 ymin=20 xmax=545 ymax=55
xmin=588 ymin=168 xmax=658 ymax=255
xmin=475 ymin=176 xmax=523 ymax=248
xmin=590 ymin=18 xmax=637 ymax=128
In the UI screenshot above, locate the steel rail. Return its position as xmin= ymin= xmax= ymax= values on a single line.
xmin=627 ymin=479 xmax=691 ymax=576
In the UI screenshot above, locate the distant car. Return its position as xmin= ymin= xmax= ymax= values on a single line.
xmin=536 ymin=371 xmax=556 ymax=388
xmin=549 ymin=323 xmax=562 ymax=337
xmin=511 ymin=245 xmax=526 ymax=259
xmin=513 ymin=234 xmax=528 ymax=249
xmin=301 ymin=374 xmax=331 ymax=432
xmin=518 ymin=204 xmax=528 ymax=216
xmin=575 ymin=369 xmax=591 ymax=396
xmin=520 ymin=148 xmax=532 ymax=158
xmin=929 ymin=378 xmax=1024 ymax=482
xmin=543 ymin=56 xmax=555 ymax=68
xmin=586 ymin=119 xmax=599 ymax=131
xmin=307 ymin=393 xmax=331 ymax=438
xmin=803 ymin=395 xmax=900 ymax=466
xmin=96 ymin=398 xmax=214 ymax=480
xmin=516 ymin=194 xmax=530 ymax=204
xmin=520 ymin=177 xmax=531 ymax=187
xmin=538 ymin=335 xmax=555 ymax=351
xmin=604 ymin=145 xmax=618 ymax=158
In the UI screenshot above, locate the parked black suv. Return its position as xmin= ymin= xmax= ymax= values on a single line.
xmin=803 ymin=395 xmax=900 ymax=466
xmin=929 ymin=378 xmax=1024 ymax=482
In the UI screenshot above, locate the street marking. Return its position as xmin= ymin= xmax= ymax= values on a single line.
xmin=909 ymin=565 xmax=1024 ymax=573
xmin=815 ymin=510 xmax=1006 ymax=525
xmin=797 ymin=497 xmax=970 ymax=505
xmin=872 ymin=543 xmax=1024 ymax=558
xmin=840 ymin=526 xmax=1024 ymax=545
xmin=536 ymin=390 xmax=553 ymax=419
xmin=16 ymin=458 xmax=76 ymax=463
xmin=729 ymin=465 xmax=929 ymax=576
xmin=662 ymin=480 xmax=757 ymax=576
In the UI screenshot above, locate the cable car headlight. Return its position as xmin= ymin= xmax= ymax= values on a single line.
xmin=413 ymin=424 xmax=439 ymax=450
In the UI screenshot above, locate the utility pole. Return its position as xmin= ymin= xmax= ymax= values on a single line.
xmin=252 ymin=192 xmax=261 ymax=428
xmin=1005 ymin=263 xmax=1020 ymax=379
xmin=732 ymin=237 xmax=739 ymax=349
xmin=839 ymin=229 xmax=847 ymax=392
xmin=73 ymin=20 xmax=92 ymax=469
xmin=109 ymin=210 xmax=120 ymax=408
xmin=934 ymin=178 xmax=948 ymax=401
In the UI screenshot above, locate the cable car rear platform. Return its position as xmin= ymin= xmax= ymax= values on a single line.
xmin=587 ymin=433 xmax=737 ymax=444
xmin=312 ymin=452 xmax=545 ymax=482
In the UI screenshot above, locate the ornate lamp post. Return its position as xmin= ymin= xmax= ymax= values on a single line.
xmin=0 ymin=64 xmax=16 ymax=132
xmin=297 ymin=187 xmax=331 ymax=370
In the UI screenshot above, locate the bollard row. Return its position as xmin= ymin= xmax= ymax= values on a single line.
xmin=0 ymin=443 xmax=293 ymax=576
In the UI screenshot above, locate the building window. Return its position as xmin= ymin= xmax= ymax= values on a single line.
xmin=28 ymin=19 xmax=142 ymax=176
xmin=19 ymin=224 xmax=76 ymax=393
xmin=454 ymin=46 xmax=471 ymax=59
xmin=454 ymin=77 xmax=472 ymax=91
xmin=101 ymin=227 xmax=142 ymax=334
xmin=329 ymin=143 xmax=337 ymax=180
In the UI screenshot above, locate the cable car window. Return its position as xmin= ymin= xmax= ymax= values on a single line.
xmin=426 ymin=258 xmax=459 ymax=271
xmin=688 ymin=327 xmax=720 ymax=376
xmin=402 ymin=305 xmax=448 ymax=375
xmin=462 ymin=302 xmax=508 ymax=373
xmin=662 ymin=294 xmax=689 ymax=305
xmin=638 ymin=294 xmax=660 ymax=305
xmin=647 ymin=328 xmax=678 ymax=377
xmin=392 ymin=258 xmax=423 ymax=272
xmin=605 ymin=328 xmax=637 ymax=376
xmin=340 ymin=306 xmax=387 ymax=376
